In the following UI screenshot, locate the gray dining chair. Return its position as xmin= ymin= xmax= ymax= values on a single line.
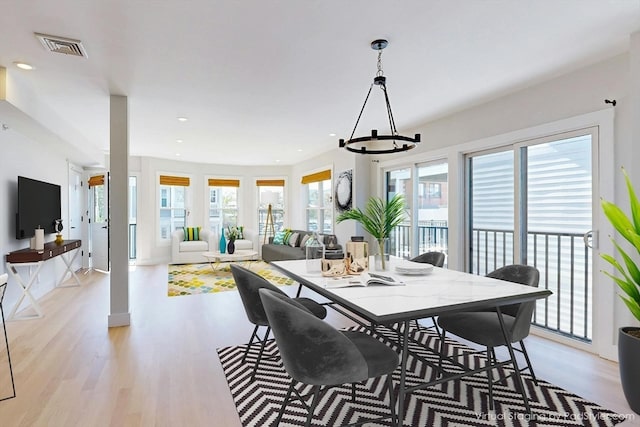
xmin=410 ymin=251 xmax=446 ymax=267
xmin=230 ymin=264 xmax=327 ymax=379
xmin=437 ymin=264 xmax=540 ymax=409
xmin=259 ymin=288 xmax=399 ymax=427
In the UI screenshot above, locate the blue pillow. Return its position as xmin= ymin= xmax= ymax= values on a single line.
xmin=273 ymin=231 xmax=286 ymax=245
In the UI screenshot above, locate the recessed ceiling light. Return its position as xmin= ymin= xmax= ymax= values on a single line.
xmin=275 ymin=159 xmax=281 ymax=163
xmin=177 ymin=117 xmax=188 ymax=122
xmin=176 ymin=139 xmax=183 ymax=143
xmin=175 ymin=153 xmax=181 ymax=157
xmin=14 ymin=61 xmax=34 ymax=70
xmin=329 ymin=133 xmax=336 ymax=137
xmin=297 ymin=149 xmax=303 ymax=152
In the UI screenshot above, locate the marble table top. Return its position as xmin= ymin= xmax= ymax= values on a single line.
xmin=272 ymin=258 xmax=552 ymax=324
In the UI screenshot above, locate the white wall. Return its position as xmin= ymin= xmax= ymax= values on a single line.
xmin=0 ymin=126 xmax=74 ymax=312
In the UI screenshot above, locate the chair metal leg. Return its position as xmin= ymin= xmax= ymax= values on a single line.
xmin=275 ymin=379 xmax=295 ymax=426
xmin=242 ymin=325 xmax=260 ymax=363
xmin=438 ymin=329 xmax=446 ymax=374
xmin=251 ymin=326 xmax=270 ymax=380
xmin=386 ymin=374 xmax=398 ymax=427
xmin=431 ymin=317 xmax=443 ymax=340
xmin=496 ymin=307 xmax=532 ymax=417
xmin=519 ymin=340 xmax=538 ymax=385
xmin=486 ymin=347 xmax=495 ymax=410
xmin=305 ymin=386 xmax=322 ymax=427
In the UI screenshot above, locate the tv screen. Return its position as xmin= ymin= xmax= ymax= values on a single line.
xmin=16 ymin=176 xmax=62 ymax=240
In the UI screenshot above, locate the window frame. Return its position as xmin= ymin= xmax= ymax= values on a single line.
xmin=204 ymin=176 xmax=242 ymax=235
xmin=157 ymin=173 xmax=191 ymax=244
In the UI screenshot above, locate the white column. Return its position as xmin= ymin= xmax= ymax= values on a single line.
xmin=108 ymin=95 xmax=130 ymax=327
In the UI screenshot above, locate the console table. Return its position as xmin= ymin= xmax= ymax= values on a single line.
xmin=5 ymin=239 xmax=82 ymax=320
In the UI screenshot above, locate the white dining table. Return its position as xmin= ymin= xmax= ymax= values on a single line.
xmin=271 ymin=258 xmax=552 ymax=425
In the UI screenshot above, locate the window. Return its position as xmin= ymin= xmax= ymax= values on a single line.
xmin=257 ymin=179 xmax=285 ymax=239
xmin=207 ymin=178 xmax=239 ymax=233
xmin=384 ymin=162 xmax=449 ymax=260
xmin=159 ymin=175 xmax=189 ymax=240
xmin=302 ymin=169 xmax=332 ymax=233
xmin=386 ymin=168 xmax=412 ymax=258
xmin=416 ymin=162 xmax=448 ymax=256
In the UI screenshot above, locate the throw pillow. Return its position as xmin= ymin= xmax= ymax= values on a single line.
xmin=273 ymin=231 xmax=286 ymax=245
xmin=282 ymin=229 xmax=293 ymax=245
xmin=299 ymin=234 xmax=310 ymax=248
xmin=288 ymin=232 xmax=300 ymax=247
xmin=183 ymin=226 xmax=201 ymax=241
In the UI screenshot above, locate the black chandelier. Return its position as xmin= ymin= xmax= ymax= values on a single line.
xmin=339 ymin=39 xmax=420 ymax=154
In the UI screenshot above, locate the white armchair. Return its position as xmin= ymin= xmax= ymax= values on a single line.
xmin=233 ymin=228 xmax=255 ymax=251
xmin=171 ymin=228 xmax=215 ymax=264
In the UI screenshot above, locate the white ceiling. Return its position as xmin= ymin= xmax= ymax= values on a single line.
xmin=1 ymin=0 xmax=639 ymax=166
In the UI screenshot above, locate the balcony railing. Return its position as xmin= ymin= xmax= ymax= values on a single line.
xmin=390 ymin=222 xmax=449 ymax=260
xmin=390 ymin=224 xmax=592 ymax=342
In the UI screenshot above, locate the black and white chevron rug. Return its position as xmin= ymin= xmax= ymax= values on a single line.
xmin=217 ymin=326 xmax=624 ymax=427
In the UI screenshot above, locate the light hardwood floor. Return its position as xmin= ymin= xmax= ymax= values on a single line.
xmin=0 ymin=265 xmax=638 ymax=426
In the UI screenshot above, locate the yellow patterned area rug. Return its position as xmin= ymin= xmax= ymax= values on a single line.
xmin=168 ymin=260 xmax=295 ymax=297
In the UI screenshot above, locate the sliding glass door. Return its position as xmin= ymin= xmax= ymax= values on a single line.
xmin=467 ymin=129 xmax=596 ymax=342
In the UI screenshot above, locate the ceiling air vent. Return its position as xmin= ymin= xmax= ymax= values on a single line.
xmin=35 ymin=33 xmax=88 ymax=58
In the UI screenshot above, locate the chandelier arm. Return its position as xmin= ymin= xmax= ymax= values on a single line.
xmin=380 ymin=84 xmax=398 ymax=135
xmin=349 ymin=84 xmax=375 ymax=141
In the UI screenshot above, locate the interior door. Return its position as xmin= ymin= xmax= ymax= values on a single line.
xmin=89 ymin=173 xmax=110 ymax=272
xmin=68 ymin=166 xmax=83 ymax=271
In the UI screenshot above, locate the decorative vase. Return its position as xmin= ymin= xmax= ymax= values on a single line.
xmin=305 ymin=232 xmax=324 ymax=273
xmin=374 ymin=238 xmax=390 ymax=271
xmin=227 ymin=239 xmax=236 ymax=254
xmin=219 ymin=227 xmax=226 ymax=254
xmin=619 ymin=327 xmax=640 ymax=414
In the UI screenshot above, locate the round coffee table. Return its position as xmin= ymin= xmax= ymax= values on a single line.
xmin=202 ymin=250 xmax=259 ymax=271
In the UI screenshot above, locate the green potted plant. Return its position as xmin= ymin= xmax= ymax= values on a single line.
xmin=336 ymin=194 xmax=406 ymax=270
xmin=600 ymin=167 xmax=640 ymax=414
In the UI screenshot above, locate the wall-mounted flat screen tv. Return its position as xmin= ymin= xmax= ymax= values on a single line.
xmin=15 ymin=176 xmax=62 ymax=239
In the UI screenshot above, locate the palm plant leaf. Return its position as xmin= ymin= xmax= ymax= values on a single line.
xmin=624 ymin=168 xmax=640 ymax=234
xmin=337 ymin=194 xmax=406 ymax=240
xmin=601 ymin=167 xmax=640 ymax=323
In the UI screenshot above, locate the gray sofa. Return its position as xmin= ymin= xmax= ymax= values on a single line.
xmin=262 ymin=230 xmax=340 ymax=262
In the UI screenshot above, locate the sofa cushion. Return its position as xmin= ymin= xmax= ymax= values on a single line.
xmin=262 ymin=243 xmax=306 ymax=262
xmin=179 ymin=240 xmax=208 ymax=253
xmin=234 ymin=239 xmax=253 ymax=250
xmin=288 ymin=232 xmax=300 ymax=247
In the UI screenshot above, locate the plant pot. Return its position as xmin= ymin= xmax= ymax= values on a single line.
xmin=227 ymin=239 xmax=236 ymax=255
xmin=619 ymin=327 xmax=640 ymax=414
